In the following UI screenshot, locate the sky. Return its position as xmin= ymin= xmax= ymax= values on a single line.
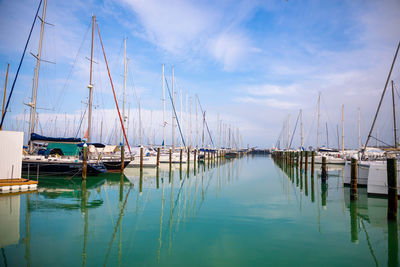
xmin=0 ymin=0 xmax=399 ymax=149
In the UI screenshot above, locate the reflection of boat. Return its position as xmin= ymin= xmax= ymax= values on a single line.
xmin=124 ymin=167 xmax=157 ymax=188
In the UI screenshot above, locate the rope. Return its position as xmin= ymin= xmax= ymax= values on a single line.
xmin=96 ymin=23 xmax=132 ymax=154
xmin=0 ymin=0 xmax=43 ymax=129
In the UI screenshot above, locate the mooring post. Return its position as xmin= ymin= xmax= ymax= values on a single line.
xmin=387 ymin=157 xmax=397 ymax=220
xmin=180 ymin=148 xmax=183 ymax=166
xmin=304 ymin=151 xmax=308 ymax=172
xmin=140 ymin=146 xmax=144 ymax=170
xmin=187 ymin=147 xmax=190 ymax=168
xmin=156 ymin=147 xmax=160 ymax=167
xmin=321 ymin=156 xmax=327 ymax=180
xmin=350 ymin=155 xmax=358 ymax=200
xmin=169 ymin=147 xmax=172 ymax=169
xmin=82 ymin=143 xmax=87 ymax=180
xmin=120 ymin=143 xmax=125 ymax=173
xmin=300 ymin=151 xmax=303 ymax=171
xmin=311 ymin=151 xmax=315 ymax=176
xmin=194 ymin=149 xmax=197 ymax=170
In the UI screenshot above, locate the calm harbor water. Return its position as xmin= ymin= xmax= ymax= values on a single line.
xmin=1 ymin=156 xmax=399 ymax=266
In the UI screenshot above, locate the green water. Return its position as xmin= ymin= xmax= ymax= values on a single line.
xmin=0 ymin=156 xmax=399 ymax=266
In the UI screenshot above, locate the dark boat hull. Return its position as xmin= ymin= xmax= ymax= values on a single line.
xmin=103 ymin=160 xmax=131 ymax=171
xmin=22 ymin=161 xmax=107 ymax=176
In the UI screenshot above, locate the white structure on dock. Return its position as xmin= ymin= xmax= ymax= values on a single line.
xmin=0 ymin=131 xmax=23 ymax=179
xmin=0 ymin=131 xmax=38 ymax=193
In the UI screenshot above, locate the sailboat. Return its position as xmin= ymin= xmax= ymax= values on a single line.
xmin=19 ymin=4 xmax=106 ymax=176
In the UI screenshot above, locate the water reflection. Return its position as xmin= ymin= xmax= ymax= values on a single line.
xmin=0 ymin=156 xmax=399 ymax=266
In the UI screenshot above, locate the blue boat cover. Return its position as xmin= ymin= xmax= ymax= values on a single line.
xmin=31 ymin=133 xmax=82 ymax=143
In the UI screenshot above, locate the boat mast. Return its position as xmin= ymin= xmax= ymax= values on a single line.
xmin=189 ymin=96 xmax=192 ymax=148
xmin=138 ymin=98 xmax=142 ymax=145
xmin=180 ymin=88 xmax=183 ymax=147
xmin=1 ymin=63 xmax=9 ymax=131
xmin=316 ymin=92 xmax=320 ymax=151
xmin=300 ymin=109 xmax=304 ymax=149
xmin=195 ymin=94 xmax=198 ymax=148
xmin=162 ymin=64 xmax=165 ymax=147
xmin=87 ymin=15 xmax=96 ymax=143
xmin=341 ymin=104 xmax=344 ymax=153
xmin=358 ymin=107 xmax=361 ymax=149
xmin=287 ymin=115 xmax=290 ymax=150
xmin=28 ymin=0 xmax=47 ymax=152
xmin=325 ymin=122 xmax=329 ymax=148
xmin=363 ymin=41 xmax=400 ymax=152
xmin=171 ymin=66 xmax=175 ymax=150
xmin=392 ymin=80 xmax=398 ymax=147
xmin=185 ymin=92 xmax=188 ymax=148
xmin=122 ymin=37 xmax=127 ymax=145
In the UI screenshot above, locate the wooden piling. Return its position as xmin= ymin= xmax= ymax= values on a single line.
xmin=311 ymin=151 xmax=315 ymax=176
xmin=194 ymin=149 xmax=197 ymax=169
xmin=350 ymin=157 xmax=357 ymax=200
xmin=300 ymin=151 xmax=303 ymax=171
xmin=82 ymin=143 xmax=87 ymax=180
xmin=169 ymin=147 xmax=172 ymax=168
xmin=187 ymin=147 xmax=190 ymax=167
xmin=156 ymin=147 xmax=160 ymax=167
xmin=304 ymin=151 xmax=308 ymax=172
xmin=387 ymin=157 xmax=397 ymax=220
xmin=120 ymin=144 xmax=125 ymax=173
xmin=180 ymin=148 xmax=183 ymax=165
xmin=140 ymin=146 xmax=144 ymax=170
xmin=321 ymin=156 xmax=327 ymax=180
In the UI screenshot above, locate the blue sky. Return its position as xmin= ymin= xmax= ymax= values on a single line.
xmin=0 ymin=0 xmax=399 ymax=148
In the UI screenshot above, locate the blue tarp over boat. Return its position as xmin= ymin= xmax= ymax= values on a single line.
xmin=30 ymin=133 xmax=82 ymax=143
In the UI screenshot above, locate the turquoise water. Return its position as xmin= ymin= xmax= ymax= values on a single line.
xmin=0 ymin=156 xmax=399 ymax=266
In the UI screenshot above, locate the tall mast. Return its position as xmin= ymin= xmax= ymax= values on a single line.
xmin=358 ymin=107 xmax=361 ymax=149
xmin=217 ymin=114 xmax=220 ymax=149
xmin=162 ymin=64 xmax=165 ymax=147
xmin=341 ymin=104 xmax=344 ymax=153
xmin=392 ymin=80 xmax=397 ymax=147
xmin=28 ymin=0 xmax=47 ymax=152
xmin=185 ymin=92 xmax=188 ymax=148
xmin=195 ymin=94 xmax=198 ymax=148
xmin=138 ymin=98 xmax=142 ymax=145
xmin=180 ymin=88 xmax=183 ymax=147
xmin=87 ymin=15 xmax=96 ymax=143
xmin=189 ymin=96 xmax=192 ymax=147
xmin=1 ymin=63 xmax=9 ymax=131
xmin=316 ymin=92 xmax=320 ymax=151
xmin=171 ymin=66 xmax=175 ymax=150
xmin=287 ymin=115 xmax=290 ymax=150
xmin=122 ymin=37 xmax=127 ymax=145
xmin=300 ymin=109 xmax=304 ymax=149
xmin=325 ymin=122 xmax=329 ymax=148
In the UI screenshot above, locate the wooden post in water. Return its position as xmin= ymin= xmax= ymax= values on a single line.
xmin=179 ymin=148 xmax=183 ymax=166
xmin=311 ymin=151 xmax=315 ymax=176
xmin=82 ymin=143 xmax=87 ymax=180
xmin=194 ymin=149 xmax=197 ymax=170
xmin=120 ymin=144 xmax=125 ymax=173
xmin=187 ymin=147 xmax=190 ymax=168
xmin=156 ymin=147 xmax=160 ymax=167
xmin=304 ymin=151 xmax=308 ymax=172
xmin=350 ymin=156 xmax=358 ymax=200
xmin=387 ymin=157 xmax=397 ymax=220
xmin=140 ymin=146 xmax=144 ymax=170
xmin=300 ymin=151 xmax=303 ymax=171
xmin=169 ymin=147 xmax=172 ymax=169
xmin=321 ymin=156 xmax=327 ymax=180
